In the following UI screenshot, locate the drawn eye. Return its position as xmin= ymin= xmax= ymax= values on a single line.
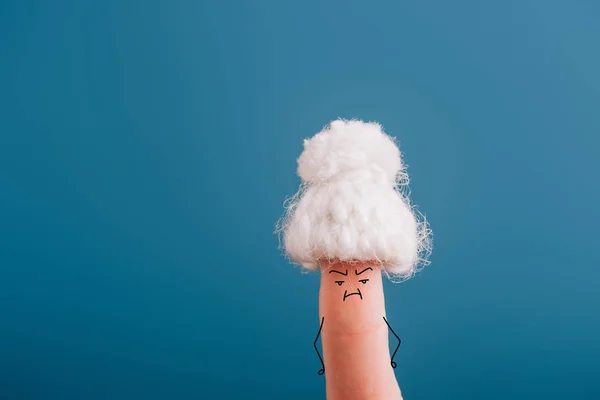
xmin=359 ymin=279 xmax=369 ymax=284
xmin=335 ymin=281 xmax=344 ymax=286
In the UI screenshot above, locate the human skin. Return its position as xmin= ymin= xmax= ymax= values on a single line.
xmin=318 ymin=260 xmax=402 ymax=400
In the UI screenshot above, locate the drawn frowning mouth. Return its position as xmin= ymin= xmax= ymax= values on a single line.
xmin=343 ymin=288 xmax=363 ymax=301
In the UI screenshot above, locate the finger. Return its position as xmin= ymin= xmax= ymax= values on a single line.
xmin=319 ymin=259 xmax=403 ymax=400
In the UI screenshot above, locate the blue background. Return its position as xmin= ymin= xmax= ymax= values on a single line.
xmin=1 ymin=1 xmax=599 ymax=399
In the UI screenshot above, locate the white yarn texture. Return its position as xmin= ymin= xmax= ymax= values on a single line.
xmin=279 ymin=119 xmax=431 ymax=280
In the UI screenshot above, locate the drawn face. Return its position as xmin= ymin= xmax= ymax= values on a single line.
xmin=328 ymin=266 xmax=374 ymax=302
xmin=319 ymin=261 xmax=385 ymax=333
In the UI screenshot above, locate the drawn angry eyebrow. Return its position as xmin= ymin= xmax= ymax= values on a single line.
xmin=355 ymin=267 xmax=373 ymax=275
xmin=329 ymin=269 xmax=348 ymax=276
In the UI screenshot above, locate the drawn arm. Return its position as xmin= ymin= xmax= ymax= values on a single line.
xmin=383 ymin=316 xmax=401 ymax=368
xmin=314 ymin=316 xmax=325 ymax=375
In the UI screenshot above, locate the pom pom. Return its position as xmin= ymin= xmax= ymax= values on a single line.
xmin=277 ymin=119 xmax=431 ymax=281
xmin=297 ymin=119 xmax=403 ymax=185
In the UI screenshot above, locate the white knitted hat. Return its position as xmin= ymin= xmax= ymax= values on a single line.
xmin=279 ymin=119 xmax=431 ymax=280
